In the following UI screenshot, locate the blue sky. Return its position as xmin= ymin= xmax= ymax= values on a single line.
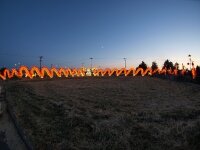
xmin=0 ymin=0 xmax=200 ymax=69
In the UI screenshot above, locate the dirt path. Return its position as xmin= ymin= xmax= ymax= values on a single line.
xmin=0 ymin=84 xmax=27 ymax=150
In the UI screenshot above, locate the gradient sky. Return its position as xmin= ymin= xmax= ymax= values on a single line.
xmin=0 ymin=0 xmax=200 ymax=69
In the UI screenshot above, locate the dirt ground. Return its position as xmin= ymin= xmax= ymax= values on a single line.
xmin=3 ymin=76 xmax=200 ymax=149
xmin=0 ymin=82 xmax=26 ymax=150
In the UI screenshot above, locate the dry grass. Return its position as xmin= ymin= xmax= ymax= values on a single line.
xmin=4 ymin=76 xmax=200 ymax=150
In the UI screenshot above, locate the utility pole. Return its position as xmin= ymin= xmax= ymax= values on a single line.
xmin=89 ymin=57 xmax=93 ymax=69
xmin=39 ymin=56 xmax=43 ymax=70
xmin=123 ymin=58 xmax=127 ymax=69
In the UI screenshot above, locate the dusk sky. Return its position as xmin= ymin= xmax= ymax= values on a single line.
xmin=0 ymin=0 xmax=200 ymax=69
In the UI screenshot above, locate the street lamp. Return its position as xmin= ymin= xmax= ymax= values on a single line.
xmin=39 ymin=56 xmax=43 ymax=71
xmin=89 ymin=57 xmax=93 ymax=69
xmin=14 ymin=62 xmax=21 ymax=68
xmin=123 ymin=58 xmax=127 ymax=69
xmin=187 ymin=54 xmax=192 ymax=70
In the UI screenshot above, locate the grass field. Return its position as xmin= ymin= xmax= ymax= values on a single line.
xmin=4 ymin=77 xmax=200 ymax=150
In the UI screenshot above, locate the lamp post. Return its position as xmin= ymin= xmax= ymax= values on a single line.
xmin=89 ymin=57 xmax=93 ymax=76
xmin=187 ymin=54 xmax=192 ymax=70
xmin=14 ymin=62 xmax=21 ymax=69
xmin=123 ymin=58 xmax=127 ymax=69
xmin=89 ymin=57 xmax=93 ymax=69
xmin=39 ymin=56 xmax=43 ymax=71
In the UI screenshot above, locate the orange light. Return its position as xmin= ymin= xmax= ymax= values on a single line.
xmin=0 ymin=66 xmax=196 ymax=80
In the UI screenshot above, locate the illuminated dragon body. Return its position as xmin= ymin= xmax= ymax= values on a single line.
xmin=0 ymin=66 xmax=196 ymax=80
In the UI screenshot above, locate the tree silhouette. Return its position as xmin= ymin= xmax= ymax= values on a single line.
xmin=196 ymin=66 xmax=200 ymax=83
xmin=138 ymin=61 xmax=147 ymax=70
xmin=174 ymin=62 xmax=179 ymax=70
xmin=151 ymin=61 xmax=158 ymax=71
xmin=196 ymin=66 xmax=200 ymax=76
xmin=163 ymin=59 xmax=174 ymax=70
xmin=0 ymin=67 xmax=6 ymax=74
